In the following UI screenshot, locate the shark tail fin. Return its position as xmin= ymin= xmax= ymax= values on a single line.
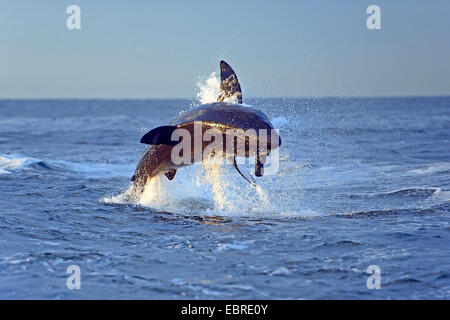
xmin=217 ymin=60 xmax=243 ymax=104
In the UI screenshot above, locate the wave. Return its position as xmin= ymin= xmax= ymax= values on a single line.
xmin=0 ymin=155 xmax=33 ymax=174
xmin=0 ymin=154 xmax=133 ymax=178
xmin=341 ymin=202 xmax=450 ymax=218
xmin=409 ymin=162 xmax=450 ymax=175
xmin=431 ymin=188 xmax=450 ymax=202
xmin=345 ymin=187 xmax=448 ymax=204
xmin=373 ymin=187 xmax=450 ymax=200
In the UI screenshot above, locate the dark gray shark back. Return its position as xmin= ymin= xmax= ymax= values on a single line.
xmin=170 ymin=102 xmax=274 ymax=132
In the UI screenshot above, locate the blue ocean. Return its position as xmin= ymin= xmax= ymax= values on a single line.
xmin=0 ymin=97 xmax=449 ymax=299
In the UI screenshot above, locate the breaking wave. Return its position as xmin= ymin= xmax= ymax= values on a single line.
xmin=0 ymin=154 xmax=133 ymax=178
xmin=0 ymin=155 xmax=31 ymax=174
xmin=372 ymin=187 xmax=450 ymax=200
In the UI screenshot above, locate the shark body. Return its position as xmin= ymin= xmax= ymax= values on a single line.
xmin=132 ymin=61 xmax=281 ymax=190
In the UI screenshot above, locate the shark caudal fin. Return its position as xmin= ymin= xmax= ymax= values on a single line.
xmin=217 ymin=60 xmax=243 ymax=104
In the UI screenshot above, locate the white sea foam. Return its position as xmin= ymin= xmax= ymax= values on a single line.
xmin=431 ymin=188 xmax=450 ymax=202
xmin=0 ymin=155 xmax=31 ymax=174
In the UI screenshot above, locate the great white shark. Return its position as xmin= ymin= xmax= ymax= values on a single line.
xmin=131 ymin=61 xmax=281 ymax=191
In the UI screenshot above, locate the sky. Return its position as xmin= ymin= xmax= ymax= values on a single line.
xmin=0 ymin=0 xmax=449 ymax=98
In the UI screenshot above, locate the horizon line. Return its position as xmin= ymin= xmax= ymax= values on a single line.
xmin=0 ymin=94 xmax=449 ymax=101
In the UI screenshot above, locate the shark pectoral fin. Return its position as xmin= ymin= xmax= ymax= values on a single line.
xmin=140 ymin=125 xmax=178 ymax=145
xmin=165 ymin=169 xmax=177 ymax=181
xmin=231 ymin=157 xmax=256 ymax=186
xmin=217 ymin=60 xmax=243 ymax=104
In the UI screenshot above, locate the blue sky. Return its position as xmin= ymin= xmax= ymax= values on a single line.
xmin=0 ymin=0 xmax=449 ymax=98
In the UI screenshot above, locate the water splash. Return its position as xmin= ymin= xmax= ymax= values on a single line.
xmin=196 ymin=72 xmax=221 ymax=105
xmin=271 ymin=116 xmax=290 ymax=129
xmin=255 ymin=185 xmax=270 ymax=207
xmin=103 ymin=157 xmax=281 ymax=217
xmin=104 ymin=76 xmax=303 ymax=217
xmin=104 ymin=172 xmax=207 ymax=212
xmin=195 ymin=72 xmax=240 ymax=105
xmin=200 ymin=157 xmax=234 ymax=211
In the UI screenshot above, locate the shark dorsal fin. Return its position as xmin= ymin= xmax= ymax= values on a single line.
xmin=217 ymin=60 xmax=242 ymax=104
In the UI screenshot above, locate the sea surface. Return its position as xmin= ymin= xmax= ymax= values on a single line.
xmin=0 ymin=97 xmax=449 ymax=299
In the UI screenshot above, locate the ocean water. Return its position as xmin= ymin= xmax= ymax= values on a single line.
xmin=0 ymin=97 xmax=449 ymax=299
